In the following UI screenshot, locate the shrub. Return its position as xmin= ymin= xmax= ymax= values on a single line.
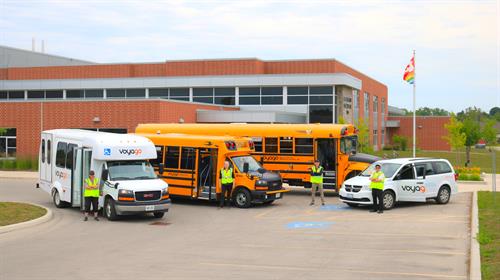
xmin=392 ymin=135 xmax=409 ymax=151
xmin=0 ymin=158 xmax=38 ymax=171
xmin=469 ymin=174 xmax=482 ymax=181
xmin=458 ymin=173 xmax=470 ymax=180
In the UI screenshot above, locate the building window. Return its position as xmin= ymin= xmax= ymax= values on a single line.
xmin=8 ymin=91 xmax=25 ymax=99
xmin=107 ymin=89 xmax=126 ymax=99
xmin=169 ymin=88 xmax=189 ymax=101
xmin=193 ymin=88 xmax=214 ymax=104
xmin=126 ymin=88 xmax=145 ymax=98
xmin=0 ymin=128 xmax=16 ymax=158
xmin=85 ymin=89 xmax=104 ymax=98
xmin=214 ymin=87 xmax=235 ymax=105
xmin=373 ymin=95 xmax=378 ymax=130
xmin=373 ymin=130 xmax=378 ymax=147
xmin=27 ymin=91 xmax=44 ymax=99
xmin=353 ymin=90 xmax=359 ymax=124
xmin=364 ymin=92 xmax=370 ymax=120
xmin=287 ymin=87 xmax=308 ymax=105
xmin=381 ymin=129 xmax=385 ymax=146
xmin=149 ymin=88 xmax=169 ymax=99
xmin=45 ymin=90 xmax=63 ymax=99
xmin=309 ymin=105 xmax=333 ymax=123
xmin=239 ymin=87 xmax=260 ymax=105
xmin=67 ymin=90 xmax=84 ymax=99
xmin=261 ymin=87 xmax=283 ymax=105
xmin=309 ymin=86 xmax=333 ymax=105
xmin=0 ymin=91 xmax=7 ymax=99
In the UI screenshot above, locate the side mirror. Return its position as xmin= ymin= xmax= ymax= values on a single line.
xmin=101 ymin=169 xmax=109 ymax=181
xmin=114 ymin=182 xmax=119 ymax=189
xmin=243 ymin=162 xmax=249 ymax=173
xmin=351 ymin=150 xmax=357 ymax=156
xmin=158 ymin=163 xmax=164 ymax=176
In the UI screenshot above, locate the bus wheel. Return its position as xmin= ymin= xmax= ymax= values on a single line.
xmin=153 ymin=212 xmax=165 ymax=218
xmin=382 ymin=190 xmax=395 ymax=210
xmin=233 ymin=188 xmax=252 ymax=208
xmin=52 ymin=189 xmax=68 ymax=208
xmin=104 ymin=198 xmax=118 ymax=221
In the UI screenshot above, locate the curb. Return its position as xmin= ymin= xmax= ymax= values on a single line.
xmin=0 ymin=202 xmax=53 ymax=235
xmin=458 ymin=180 xmax=488 ymax=185
xmin=469 ymin=191 xmax=481 ymax=280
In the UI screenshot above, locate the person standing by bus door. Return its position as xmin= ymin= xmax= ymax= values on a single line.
xmin=83 ymin=170 xmax=100 ymax=221
xmin=369 ymin=164 xmax=386 ymax=214
xmin=219 ymin=160 xmax=234 ymax=208
xmin=310 ymin=160 xmax=325 ymax=206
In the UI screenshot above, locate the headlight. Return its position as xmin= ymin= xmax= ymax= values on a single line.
xmin=119 ymin=189 xmax=133 ymax=195
xmin=255 ymin=180 xmax=267 ymax=186
xmin=161 ymin=187 xmax=169 ymax=195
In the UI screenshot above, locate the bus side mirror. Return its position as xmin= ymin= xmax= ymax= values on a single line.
xmin=351 ymin=150 xmax=356 ymax=156
xmin=243 ymin=162 xmax=249 ymax=173
xmin=114 ymin=182 xmax=119 ymax=189
xmin=158 ymin=163 xmax=165 ymax=176
xmin=101 ymin=169 xmax=109 ymax=181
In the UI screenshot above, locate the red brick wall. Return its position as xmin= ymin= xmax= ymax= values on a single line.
xmin=386 ymin=116 xmax=451 ymax=151
xmin=0 ymin=100 xmax=238 ymax=157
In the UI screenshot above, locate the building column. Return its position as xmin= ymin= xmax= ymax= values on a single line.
xmin=235 ymin=87 xmax=239 ymax=106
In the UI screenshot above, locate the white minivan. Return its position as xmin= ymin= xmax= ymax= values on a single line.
xmin=38 ymin=129 xmax=170 ymax=220
xmin=339 ymin=158 xmax=458 ymax=210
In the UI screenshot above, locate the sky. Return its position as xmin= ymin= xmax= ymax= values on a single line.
xmin=0 ymin=0 xmax=498 ymax=113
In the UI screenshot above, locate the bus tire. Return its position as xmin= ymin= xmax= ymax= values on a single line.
xmin=436 ymin=185 xmax=451 ymax=204
xmin=382 ymin=190 xmax=396 ymax=210
xmin=104 ymin=197 xmax=118 ymax=221
xmin=233 ymin=188 xmax=252 ymax=208
xmin=153 ymin=212 xmax=165 ymax=219
xmin=52 ymin=189 xmax=68 ymax=208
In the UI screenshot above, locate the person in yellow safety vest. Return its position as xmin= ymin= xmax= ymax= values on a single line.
xmin=83 ymin=170 xmax=100 ymax=221
xmin=369 ymin=164 xmax=386 ymax=214
xmin=219 ymin=160 xmax=235 ymax=208
xmin=309 ymin=159 xmax=325 ymax=206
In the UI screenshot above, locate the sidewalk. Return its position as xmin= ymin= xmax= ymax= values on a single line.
xmin=458 ymin=173 xmax=499 ymax=193
xmin=0 ymin=171 xmax=38 ymax=179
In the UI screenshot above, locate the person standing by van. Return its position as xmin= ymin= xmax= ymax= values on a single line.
xmin=219 ymin=160 xmax=234 ymax=208
xmin=310 ymin=160 xmax=325 ymax=206
xmin=370 ymin=164 xmax=385 ymax=214
xmin=84 ymin=170 xmax=100 ymax=221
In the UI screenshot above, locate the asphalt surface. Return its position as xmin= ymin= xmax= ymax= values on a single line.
xmin=0 ymin=178 xmax=471 ymax=280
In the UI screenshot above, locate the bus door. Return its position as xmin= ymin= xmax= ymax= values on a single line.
xmin=315 ymin=139 xmax=337 ymax=190
xmin=197 ymin=148 xmax=218 ymax=200
xmin=71 ymin=147 xmax=92 ymax=209
xmin=40 ymin=133 xmax=53 ymax=183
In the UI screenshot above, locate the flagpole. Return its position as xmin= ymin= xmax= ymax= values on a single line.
xmin=412 ymin=50 xmax=416 ymax=158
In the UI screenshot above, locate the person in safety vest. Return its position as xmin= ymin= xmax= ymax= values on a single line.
xmin=83 ymin=170 xmax=100 ymax=221
xmin=219 ymin=160 xmax=234 ymax=208
xmin=309 ymin=159 xmax=325 ymax=206
xmin=369 ymin=164 xmax=386 ymax=214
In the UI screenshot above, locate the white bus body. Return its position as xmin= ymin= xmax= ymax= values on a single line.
xmin=38 ymin=129 xmax=170 ymax=220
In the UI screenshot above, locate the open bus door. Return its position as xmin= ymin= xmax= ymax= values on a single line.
xmin=197 ymin=148 xmax=218 ymax=200
xmin=315 ymin=139 xmax=337 ymax=190
xmin=71 ymin=147 xmax=92 ymax=209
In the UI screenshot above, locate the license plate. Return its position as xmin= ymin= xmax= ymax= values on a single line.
xmin=275 ymin=193 xmax=281 ymax=199
xmin=145 ymin=205 xmax=155 ymax=211
xmin=346 ymin=193 xmax=353 ymax=199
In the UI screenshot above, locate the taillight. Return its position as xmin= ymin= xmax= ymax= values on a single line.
xmin=454 ymin=173 xmax=458 ymax=181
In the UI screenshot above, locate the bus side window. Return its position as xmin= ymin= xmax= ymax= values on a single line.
xmin=253 ymin=140 xmax=263 ymax=152
xmin=55 ymin=142 xmax=67 ymax=168
xmin=165 ymin=146 xmax=180 ymax=169
xmin=264 ymin=137 xmax=278 ymax=153
xmin=180 ymin=147 xmax=196 ymax=170
xmin=280 ymin=137 xmax=293 ymax=154
xmin=150 ymin=146 xmax=164 ymax=167
xmin=294 ymin=138 xmax=313 ymax=154
xmin=47 ymin=140 xmax=51 ymax=164
xmin=66 ymin=143 xmax=77 ymax=170
xmin=41 ymin=139 xmax=45 ymax=163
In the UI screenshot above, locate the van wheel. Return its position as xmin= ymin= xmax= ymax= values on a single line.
xmin=104 ymin=198 xmax=118 ymax=221
xmin=52 ymin=189 xmax=68 ymax=208
xmin=153 ymin=212 xmax=165 ymax=218
xmin=436 ymin=186 xmax=451 ymax=204
xmin=233 ymin=188 xmax=252 ymax=208
xmin=382 ymin=190 xmax=395 ymax=210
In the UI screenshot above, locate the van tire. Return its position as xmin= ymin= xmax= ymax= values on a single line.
xmin=52 ymin=189 xmax=68 ymax=208
xmin=104 ymin=198 xmax=118 ymax=221
xmin=153 ymin=212 xmax=165 ymax=218
xmin=233 ymin=188 xmax=252 ymax=208
xmin=436 ymin=186 xmax=451 ymax=204
xmin=382 ymin=190 xmax=396 ymax=210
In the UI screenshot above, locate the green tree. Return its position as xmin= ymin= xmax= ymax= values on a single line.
xmin=392 ymin=134 xmax=409 ymax=151
xmin=461 ymin=116 xmax=481 ymax=165
xmin=337 ymin=116 xmax=346 ymax=124
xmin=356 ymin=118 xmax=372 ymax=153
xmin=443 ymin=115 xmax=466 ymax=163
xmin=482 ymin=119 xmax=497 ymax=145
xmin=489 ymin=106 xmax=500 ymax=117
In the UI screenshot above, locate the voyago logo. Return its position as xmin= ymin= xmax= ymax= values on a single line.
xmin=401 ymin=185 xmax=426 ymax=193
xmin=55 ymin=170 xmax=68 ymax=180
xmin=118 ymin=148 xmax=142 ymax=156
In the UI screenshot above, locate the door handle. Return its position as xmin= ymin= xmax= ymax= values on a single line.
xmin=416 ymin=182 xmax=424 ymax=185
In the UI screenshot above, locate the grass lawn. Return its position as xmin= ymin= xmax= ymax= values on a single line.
xmin=477 ymin=192 xmax=500 ymax=280
xmin=0 ymin=202 xmax=47 ymax=226
xmin=372 ymin=148 xmax=500 ymax=174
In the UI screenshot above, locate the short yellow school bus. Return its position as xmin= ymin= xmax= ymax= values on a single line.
xmin=136 ymin=124 xmax=380 ymax=191
xmin=137 ymin=133 xmax=288 ymax=208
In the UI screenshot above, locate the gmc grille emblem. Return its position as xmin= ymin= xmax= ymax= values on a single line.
xmin=144 ymin=194 xmax=154 ymax=198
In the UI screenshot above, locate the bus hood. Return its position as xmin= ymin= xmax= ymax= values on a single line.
xmin=249 ymin=170 xmax=281 ymax=181
xmin=349 ymin=153 xmax=381 ymax=164
xmin=109 ymin=178 xmax=168 ymax=192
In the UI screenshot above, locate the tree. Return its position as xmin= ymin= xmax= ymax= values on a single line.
xmin=356 ymin=118 xmax=372 ymax=153
xmin=392 ymin=135 xmax=409 ymax=151
xmin=405 ymin=107 xmax=450 ymax=116
xmin=461 ymin=116 xmax=481 ymax=165
xmin=482 ymin=119 xmax=497 ymax=145
xmin=489 ymin=107 xmax=500 ymax=117
xmin=443 ymin=115 xmax=466 ymax=163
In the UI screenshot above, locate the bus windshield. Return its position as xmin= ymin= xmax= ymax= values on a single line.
xmin=107 ymin=160 xmax=158 ymax=180
xmin=340 ymin=136 xmax=358 ymax=154
xmin=360 ymin=162 xmax=401 ymax=178
xmin=231 ymin=155 xmax=262 ymax=173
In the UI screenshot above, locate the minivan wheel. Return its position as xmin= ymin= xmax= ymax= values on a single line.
xmin=382 ymin=190 xmax=395 ymax=210
xmin=436 ymin=186 xmax=451 ymax=204
xmin=233 ymin=188 xmax=252 ymax=208
xmin=104 ymin=198 xmax=118 ymax=221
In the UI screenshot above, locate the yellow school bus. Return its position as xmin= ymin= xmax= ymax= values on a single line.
xmin=137 ymin=133 xmax=288 ymax=208
xmin=136 ymin=124 xmax=380 ymax=191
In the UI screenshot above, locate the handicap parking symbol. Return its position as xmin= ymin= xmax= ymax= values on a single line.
xmin=286 ymin=221 xmax=334 ymax=229
xmin=103 ymin=148 xmax=111 ymax=156
xmin=319 ymin=204 xmax=351 ymax=211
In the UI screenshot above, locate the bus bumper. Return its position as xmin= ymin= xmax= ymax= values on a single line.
xmin=251 ymin=189 xmax=289 ymax=203
xmin=115 ymin=199 xmax=171 ymax=215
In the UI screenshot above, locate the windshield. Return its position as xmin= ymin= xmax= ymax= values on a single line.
xmin=231 ymin=155 xmax=262 ymax=173
xmin=340 ymin=136 xmax=357 ymax=154
xmin=107 ymin=160 xmax=157 ymax=180
xmin=360 ymin=162 xmax=402 ymax=178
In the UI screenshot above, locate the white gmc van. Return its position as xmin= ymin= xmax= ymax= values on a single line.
xmin=38 ymin=129 xmax=170 ymax=220
xmin=339 ymin=158 xmax=458 ymax=210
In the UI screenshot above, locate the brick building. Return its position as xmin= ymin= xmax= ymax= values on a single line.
xmin=0 ymin=45 xmax=388 ymax=158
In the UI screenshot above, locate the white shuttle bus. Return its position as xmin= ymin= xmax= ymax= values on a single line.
xmin=38 ymin=129 xmax=170 ymax=220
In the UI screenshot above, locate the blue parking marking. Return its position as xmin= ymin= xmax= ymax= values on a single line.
xmin=319 ymin=204 xmax=351 ymax=211
xmin=286 ymin=222 xmax=334 ymax=229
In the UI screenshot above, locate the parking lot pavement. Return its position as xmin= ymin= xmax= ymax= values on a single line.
xmin=1 ymin=179 xmax=471 ymax=280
